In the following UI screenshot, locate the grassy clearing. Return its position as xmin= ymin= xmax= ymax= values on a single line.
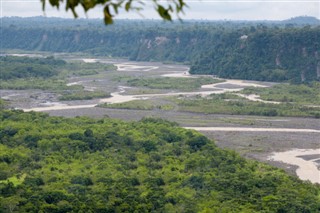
xmin=98 ymin=99 xmax=175 ymax=111
xmin=111 ymin=75 xmax=134 ymax=83
xmin=124 ymin=88 xmax=170 ymax=95
xmin=59 ymin=91 xmax=111 ymax=101
xmin=242 ymin=82 xmax=320 ymax=105
xmin=126 ymin=77 xmax=223 ymax=91
xmin=59 ymin=62 xmax=116 ymax=78
xmin=0 ymin=78 xmax=81 ymax=91
xmin=169 ymin=93 xmax=320 ymax=118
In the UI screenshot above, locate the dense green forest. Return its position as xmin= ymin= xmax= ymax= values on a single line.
xmin=1 ymin=17 xmax=319 ymax=82
xmin=0 ymin=56 xmax=113 ymax=101
xmin=190 ymin=26 xmax=320 ymax=83
xmin=0 ymin=110 xmax=319 ymax=212
xmin=0 ymin=56 xmax=65 ymax=80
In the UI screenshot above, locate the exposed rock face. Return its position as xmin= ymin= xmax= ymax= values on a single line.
xmin=240 ymin=35 xmax=248 ymax=40
xmin=140 ymin=37 xmax=170 ymax=49
xmin=140 ymin=39 xmax=152 ymax=49
xmin=147 ymin=40 xmax=152 ymax=49
xmin=154 ymin=36 xmax=169 ymax=46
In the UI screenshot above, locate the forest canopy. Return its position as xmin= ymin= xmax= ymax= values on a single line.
xmin=0 ymin=56 xmax=65 ymax=80
xmin=0 ymin=110 xmax=319 ymax=212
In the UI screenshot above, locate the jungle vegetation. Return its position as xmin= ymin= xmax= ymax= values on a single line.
xmin=0 ymin=56 xmax=114 ymax=100
xmin=0 ymin=110 xmax=319 ymax=212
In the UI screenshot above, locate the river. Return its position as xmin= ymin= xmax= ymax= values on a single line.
xmin=23 ymin=61 xmax=273 ymax=111
xmin=5 ymin=58 xmax=320 ymax=184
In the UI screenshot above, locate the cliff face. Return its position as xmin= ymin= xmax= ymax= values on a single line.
xmin=1 ymin=19 xmax=319 ymax=82
xmin=190 ymin=28 xmax=320 ymax=82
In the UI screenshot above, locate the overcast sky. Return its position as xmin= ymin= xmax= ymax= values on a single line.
xmin=1 ymin=0 xmax=319 ymax=21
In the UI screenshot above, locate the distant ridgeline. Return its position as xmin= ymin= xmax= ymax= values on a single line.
xmin=1 ymin=16 xmax=320 ymax=82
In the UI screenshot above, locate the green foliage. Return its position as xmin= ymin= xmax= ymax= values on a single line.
xmin=242 ymin=82 xmax=320 ymax=105
xmin=190 ymin=27 xmax=320 ymax=83
xmin=99 ymin=82 xmax=320 ymax=118
xmin=59 ymin=91 xmax=111 ymax=101
xmin=0 ymin=174 xmax=27 ymax=187
xmin=0 ymin=56 xmax=65 ymax=80
xmin=0 ymin=99 xmax=7 ymax=109
xmin=0 ymin=56 xmax=115 ymax=102
xmin=70 ymin=176 xmax=93 ymax=186
xmin=170 ymin=92 xmax=320 ymax=118
xmin=42 ymin=0 xmax=186 ymax=24
xmin=99 ymin=99 xmax=175 ymax=110
xmin=126 ymin=77 xmax=222 ymax=91
xmin=0 ymin=78 xmax=74 ymax=90
xmin=0 ymin=56 xmax=71 ymax=90
xmin=0 ymin=109 xmax=319 ymax=212
xmin=0 ymin=56 xmax=112 ymax=91
xmin=61 ymin=62 xmax=116 ymax=77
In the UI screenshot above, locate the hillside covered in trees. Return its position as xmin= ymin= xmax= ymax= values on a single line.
xmin=1 ymin=17 xmax=320 ymax=82
xmin=0 ymin=110 xmax=319 ymax=212
xmin=190 ymin=26 xmax=320 ymax=82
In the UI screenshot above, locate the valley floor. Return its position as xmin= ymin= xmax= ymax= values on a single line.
xmin=1 ymin=55 xmax=319 ymax=183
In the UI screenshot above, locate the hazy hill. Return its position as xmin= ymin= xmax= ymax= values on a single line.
xmin=283 ymin=16 xmax=320 ymax=25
